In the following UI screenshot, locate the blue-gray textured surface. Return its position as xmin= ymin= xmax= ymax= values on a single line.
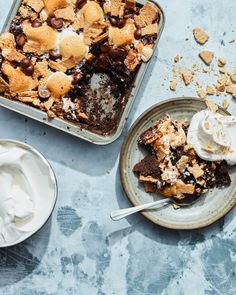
xmin=0 ymin=0 xmax=235 ymax=294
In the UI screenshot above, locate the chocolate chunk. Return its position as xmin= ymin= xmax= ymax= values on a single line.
xmin=23 ymin=65 xmax=34 ymax=76
xmin=49 ymin=49 xmax=62 ymax=60
xmin=76 ymin=0 xmax=87 ymax=9
xmin=134 ymin=28 xmax=142 ymax=40
xmin=50 ymin=17 xmax=64 ymax=30
xmin=117 ymin=19 xmax=126 ymax=28
xmin=16 ymin=33 xmax=27 ymax=47
xmin=108 ymin=48 xmax=127 ymax=60
xmin=20 ymin=57 xmax=32 ymax=69
xmin=38 ymin=87 xmax=51 ymax=100
xmin=32 ymin=20 xmax=42 ymax=27
xmin=133 ymin=154 xmax=161 ymax=178
xmin=109 ymin=17 xmax=126 ymax=28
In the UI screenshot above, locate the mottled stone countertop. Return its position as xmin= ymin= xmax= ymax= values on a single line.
xmin=0 ymin=1 xmax=235 ymax=294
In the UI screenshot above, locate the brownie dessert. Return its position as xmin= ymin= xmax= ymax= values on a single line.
xmin=0 ymin=0 xmax=160 ymax=135
xmin=133 ymin=116 xmax=231 ymax=200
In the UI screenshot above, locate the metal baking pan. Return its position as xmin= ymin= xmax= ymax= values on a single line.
xmin=0 ymin=0 xmax=165 ymax=145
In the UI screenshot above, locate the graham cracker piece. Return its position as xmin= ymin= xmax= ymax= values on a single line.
xmin=92 ymin=31 xmax=109 ymax=44
xmin=47 ymin=110 xmax=56 ymax=118
xmin=199 ymin=50 xmax=214 ymax=65
xmin=141 ymin=23 xmax=158 ymax=36
xmin=84 ymin=26 xmax=104 ymax=45
xmin=139 ymin=175 xmax=158 ymax=183
xmin=124 ymin=49 xmax=140 ymax=71
xmin=59 ymin=57 xmax=77 ymax=69
xmin=193 ymin=28 xmax=209 ymax=45
xmin=181 ymin=69 xmax=192 ymax=86
xmin=110 ymin=0 xmax=124 ymax=17
xmin=216 ymin=75 xmax=228 ymax=92
xmin=230 ymin=68 xmax=236 ymax=83
xmin=176 ymin=180 xmax=195 ymax=195
xmin=176 ymin=156 xmax=189 ymax=172
xmin=223 ymin=99 xmax=229 ymax=109
xmin=170 ymin=80 xmax=177 ymax=91
xmin=0 ymin=33 xmax=15 ymax=55
xmin=23 ymin=40 xmax=41 ymax=54
xmin=35 ymin=59 xmax=49 ymax=78
xmin=226 ymin=84 xmax=235 ymax=94
xmin=134 ymin=2 xmax=158 ymax=28
xmin=19 ymin=5 xmax=30 ymax=18
xmin=218 ymin=57 xmax=226 ymax=67
xmin=44 ymin=97 xmax=55 ymax=110
xmin=188 ymin=164 xmax=204 ymax=179
xmin=48 ymin=60 xmax=67 ymax=72
xmin=0 ymin=76 xmax=9 ymax=93
xmin=197 ymin=88 xmax=207 ymax=99
xmin=206 ymin=85 xmax=215 ymax=95
xmin=27 ymin=0 xmax=44 ymax=13
xmin=72 ymin=17 xmax=84 ymax=31
xmin=5 ymin=49 xmax=25 ymax=62
xmin=18 ymin=91 xmax=38 ymax=98
xmin=205 ymin=100 xmax=218 ymax=112
xmin=54 ymin=6 xmax=75 ymax=20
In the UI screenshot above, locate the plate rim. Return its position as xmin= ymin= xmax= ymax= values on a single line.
xmin=119 ymin=97 xmax=236 ymax=230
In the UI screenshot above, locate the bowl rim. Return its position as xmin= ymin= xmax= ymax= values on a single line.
xmin=119 ymin=97 xmax=236 ymax=230
xmin=0 ymin=139 xmax=58 ymax=248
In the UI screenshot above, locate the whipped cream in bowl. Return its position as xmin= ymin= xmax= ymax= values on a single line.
xmin=187 ymin=109 xmax=236 ymax=165
xmin=0 ymin=140 xmax=57 ymax=247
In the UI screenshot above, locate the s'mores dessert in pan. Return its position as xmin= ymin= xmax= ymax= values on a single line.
xmin=0 ymin=0 xmax=163 ymax=140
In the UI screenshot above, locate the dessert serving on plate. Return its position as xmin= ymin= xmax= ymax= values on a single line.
xmin=133 ymin=110 xmax=234 ymax=202
xmin=0 ymin=0 xmax=161 ymax=136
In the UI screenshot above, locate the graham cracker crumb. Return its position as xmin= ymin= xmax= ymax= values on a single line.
xmin=141 ymin=23 xmax=158 ymax=36
xmin=199 ymin=50 xmax=214 ymax=65
xmin=54 ymin=6 xmax=75 ymax=20
xmin=206 ymin=85 xmax=215 ymax=95
xmin=229 ymin=38 xmax=235 ymax=43
xmin=218 ymin=57 xmax=226 ymax=67
xmin=134 ymin=2 xmax=158 ymax=28
xmin=230 ymin=68 xmax=236 ymax=83
xmin=27 ymin=0 xmax=44 ymax=13
xmin=181 ymin=69 xmax=192 ymax=86
xmin=205 ymin=100 xmax=218 ymax=112
xmin=223 ymin=98 xmax=229 ymax=109
xmin=193 ymin=27 xmax=209 ymax=45
xmin=226 ymin=84 xmax=235 ymax=94
xmin=188 ymin=164 xmax=204 ymax=179
xmin=174 ymin=55 xmax=182 ymax=63
xmin=170 ymin=79 xmax=177 ymax=91
xmin=197 ymin=88 xmax=207 ymax=99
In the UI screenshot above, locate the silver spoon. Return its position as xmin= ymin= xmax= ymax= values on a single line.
xmin=110 ymin=195 xmax=200 ymax=221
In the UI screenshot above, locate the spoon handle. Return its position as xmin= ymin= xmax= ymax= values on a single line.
xmin=110 ymin=198 xmax=171 ymax=221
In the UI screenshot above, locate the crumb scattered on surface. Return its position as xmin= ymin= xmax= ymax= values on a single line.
xmin=230 ymin=68 xmax=236 ymax=83
xmin=229 ymin=38 xmax=235 ymax=43
xmin=199 ymin=50 xmax=214 ymax=65
xmin=206 ymin=85 xmax=215 ymax=95
xmin=193 ymin=28 xmax=209 ymax=45
xmin=205 ymin=100 xmax=218 ymax=112
xmin=181 ymin=69 xmax=192 ymax=86
xmin=174 ymin=54 xmax=182 ymax=63
xmin=223 ymin=98 xmax=229 ymax=109
xmin=170 ymin=79 xmax=177 ymax=91
xmin=218 ymin=57 xmax=226 ymax=67
xmin=197 ymin=88 xmax=207 ymax=99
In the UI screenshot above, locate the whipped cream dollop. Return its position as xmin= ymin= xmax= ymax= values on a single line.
xmin=187 ymin=110 xmax=236 ymax=165
xmin=0 ymin=142 xmax=56 ymax=246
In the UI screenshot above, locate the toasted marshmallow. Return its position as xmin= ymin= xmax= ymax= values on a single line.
xmin=60 ymin=34 xmax=87 ymax=60
xmin=23 ymin=24 xmax=57 ymax=51
xmin=109 ymin=23 xmax=135 ymax=47
xmin=46 ymin=72 xmax=72 ymax=98
xmin=2 ymin=63 xmax=36 ymax=93
xmin=80 ymin=1 xmax=104 ymax=26
xmin=43 ymin=0 xmax=69 ymax=14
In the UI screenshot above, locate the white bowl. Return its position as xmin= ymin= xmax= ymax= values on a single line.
xmin=0 ymin=140 xmax=58 ymax=247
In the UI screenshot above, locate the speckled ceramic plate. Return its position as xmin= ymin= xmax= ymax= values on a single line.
xmin=120 ymin=97 xmax=236 ymax=230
